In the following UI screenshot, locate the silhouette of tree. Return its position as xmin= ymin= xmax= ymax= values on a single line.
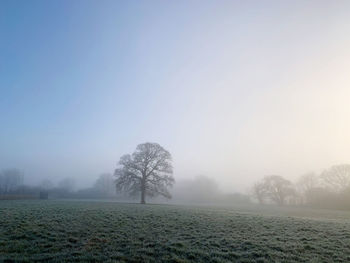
xmin=252 ymin=180 xmax=268 ymax=204
xmin=296 ymin=172 xmax=319 ymax=204
xmin=114 ymin=142 xmax=174 ymax=204
xmin=94 ymin=173 xmax=115 ymax=197
xmin=263 ymin=175 xmax=295 ymax=205
xmin=321 ymin=164 xmax=350 ymax=192
xmin=0 ymin=169 xmax=23 ymax=195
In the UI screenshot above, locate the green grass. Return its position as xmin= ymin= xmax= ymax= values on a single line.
xmin=1 ymin=200 xmax=350 ymax=262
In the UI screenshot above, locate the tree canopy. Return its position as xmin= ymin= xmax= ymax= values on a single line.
xmin=114 ymin=142 xmax=174 ymax=204
xmin=321 ymin=164 xmax=350 ymax=192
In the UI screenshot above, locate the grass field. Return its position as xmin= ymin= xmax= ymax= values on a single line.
xmin=1 ymin=200 xmax=350 ymax=262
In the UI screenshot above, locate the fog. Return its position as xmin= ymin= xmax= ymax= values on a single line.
xmin=2 ymin=0 xmax=350 ymax=196
xmin=3 ymin=2 xmax=350 ymax=262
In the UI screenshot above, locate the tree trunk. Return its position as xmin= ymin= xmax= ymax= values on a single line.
xmin=141 ymin=190 xmax=145 ymax=204
xmin=140 ymin=178 xmax=146 ymax=204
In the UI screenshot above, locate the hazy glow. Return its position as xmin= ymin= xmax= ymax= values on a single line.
xmin=1 ymin=0 xmax=350 ymax=191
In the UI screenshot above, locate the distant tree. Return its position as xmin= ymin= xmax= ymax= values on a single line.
xmin=304 ymin=187 xmax=334 ymax=208
xmin=320 ymin=164 xmax=350 ymax=192
xmin=94 ymin=173 xmax=116 ymax=197
xmin=252 ymin=180 xmax=268 ymax=205
xmin=297 ymin=173 xmax=319 ymax=193
xmin=114 ymin=142 xmax=174 ymax=204
xmin=0 ymin=169 xmax=23 ymax=195
xmin=263 ymin=175 xmax=295 ymax=205
xmin=296 ymin=172 xmax=319 ymax=204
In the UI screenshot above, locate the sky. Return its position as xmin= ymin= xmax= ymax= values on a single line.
xmin=1 ymin=0 xmax=350 ymax=192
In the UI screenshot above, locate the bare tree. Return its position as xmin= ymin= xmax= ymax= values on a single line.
xmin=297 ymin=173 xmax=319 ymax=193
xmin=94 ymin=173 xmax=116 ymax=197
xmin=252 ymin=180 xmax=267 ymax=205
xmin=263 ymin=175 xmax=295 ymax=205
xmin=296 ymin=172 xmax=319 ymax=204
xmin=320 ymin=164 xmax=350 ymax=192
xmin=0 ymin=169 xmax=23 ymax=195
xmin=114 ymin=142 xmax=174 ymax=204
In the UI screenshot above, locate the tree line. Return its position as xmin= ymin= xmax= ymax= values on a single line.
xmin=0 ymin=169 xmax=23 ymax=195
xmin=0 ymin=170 xmax=118 ymax=200
xmin=2 ymin=142 xmax=350 ymax=210
xmin=252 ymin=164 xmax=350 ymax=210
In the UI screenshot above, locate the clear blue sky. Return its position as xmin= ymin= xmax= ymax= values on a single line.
xmin=1 ymin=1 xmax=350 ymax=190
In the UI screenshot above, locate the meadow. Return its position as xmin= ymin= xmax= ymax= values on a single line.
xmin=1 ymin=200 xmax=350 ymax=262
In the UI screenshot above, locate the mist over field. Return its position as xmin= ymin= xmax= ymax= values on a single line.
xmin=2 ymin=0 xmax=350 ymax=195
xmin=2 ymin=1 xmax=350 ymax=262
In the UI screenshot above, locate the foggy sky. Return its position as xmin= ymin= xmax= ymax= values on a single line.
xmin=1 ymin=0 xmax=350 ymax=192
